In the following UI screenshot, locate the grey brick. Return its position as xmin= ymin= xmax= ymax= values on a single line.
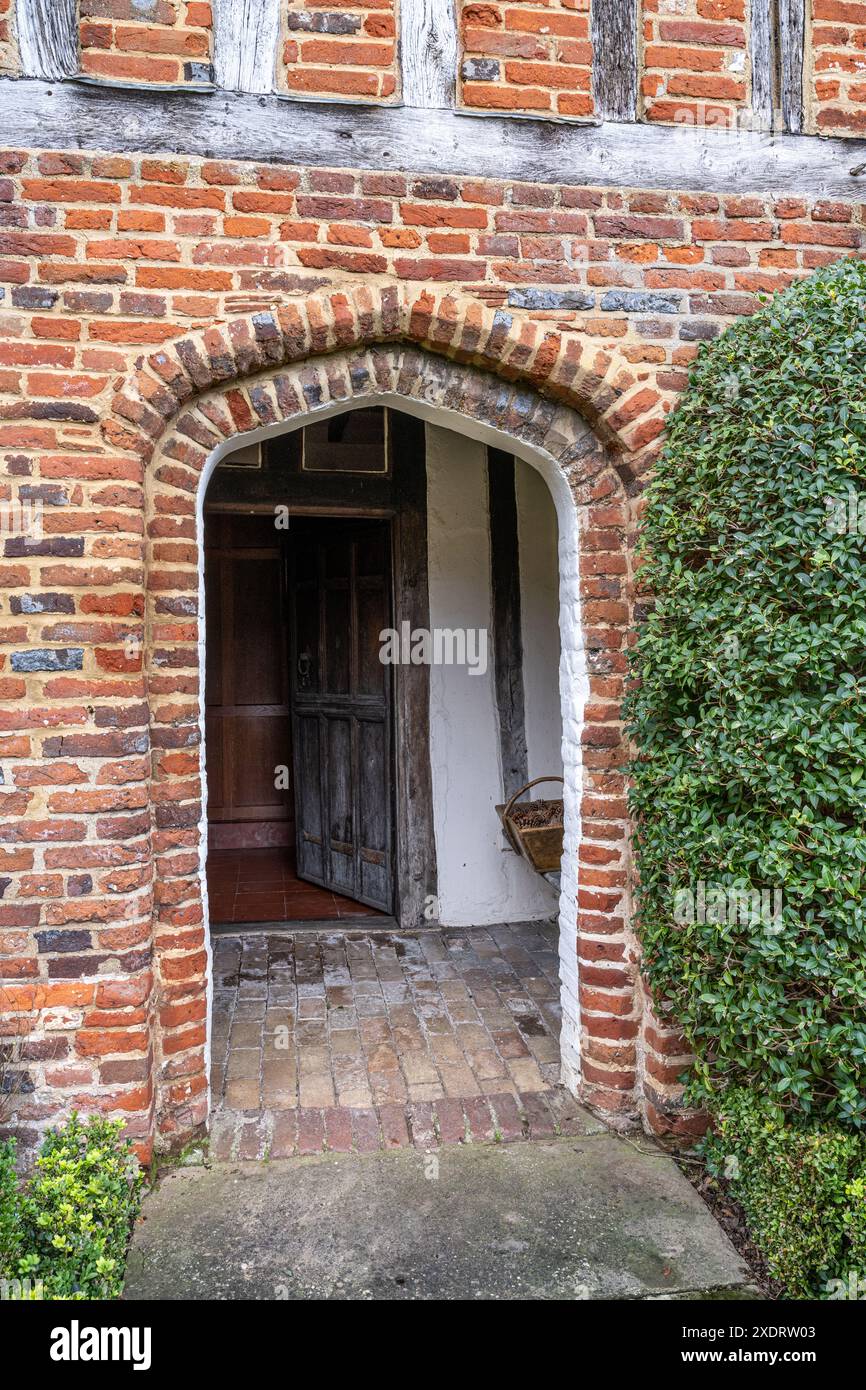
xmin=11 ymin=648 xmax=84 ymax=673
xmin=462 ymin=58 xmax=500 ymax=82
xmin=600 ymin=290 xmax=683 ymax=314
xmin=287 ymin=12 xmax=361 ymax=33
xmin=508 ymin=288 xmax=595 ymax=311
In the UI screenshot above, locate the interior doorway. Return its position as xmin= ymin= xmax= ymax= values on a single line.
xmin=204 ymin=510 xmax=391 ymax=926
xmin=198 ymin=395 xmax=578 ymax=1155
xmin=203 ymin=406 xmax=402 ymax=927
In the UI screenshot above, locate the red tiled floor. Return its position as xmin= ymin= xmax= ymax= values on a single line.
xmin=206 ymin=845 xmax=386 ymax=925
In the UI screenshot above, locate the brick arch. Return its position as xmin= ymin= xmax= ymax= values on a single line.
xmin=101 ymin=284 xmax=682 ymax=1159
xmin=105 ymin=282 xmax=666 ymax=467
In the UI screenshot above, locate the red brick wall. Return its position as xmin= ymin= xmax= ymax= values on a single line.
xmin=459 ymin=1 xmax=593 ymax=118
xmin=641 ymin=0 xmax=749 ymax=127
xmin=811 ymin=0 xmax=866 ymax=135
xmin=0 ymin=144 xmax=864 ymax=1161
xmin=279 ymin=1 xmax=398 ymax=102
xmin=79 ymin=0 xmax=213 ymax=86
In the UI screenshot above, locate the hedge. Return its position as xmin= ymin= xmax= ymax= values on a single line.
xmin=625 ymin=257 xmax=866 ymax=1128
xmin=703 ymin=1089 xmax=866 ymax=1297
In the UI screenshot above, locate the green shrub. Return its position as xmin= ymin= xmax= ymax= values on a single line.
xmin=704 ymin=1089 xmax=866 ymax=1297
xmin=0 ymin=1138 xmax=22 ymax=1276
xmin=625 ymin=257 xmax=866 ymax=1127
xmin=0 ymin=1113 xmax=143 ymax=1300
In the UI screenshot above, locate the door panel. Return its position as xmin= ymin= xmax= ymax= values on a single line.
xmin=290 ymin=520 xmax=394 ymax=912
xmin=295 ymin=713 xmax=324 ymax=881
xmin=204 ymin=513 xmax=293 ymax=848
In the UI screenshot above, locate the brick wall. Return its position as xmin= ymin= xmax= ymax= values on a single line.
xmin=79 ymin=0 xmax=213 ymax=87
xmin=641 ymin=0 xmax=749 ymax=127
xmin=279 ymin=0 xmax=398 ymax=102
xmin=0 ymin=143 xmax=864 ymax=1160
xmin=459 ymin=1 xmax=593 ymax=118
xmin=811 ymin=0 xmax=866 ymax=135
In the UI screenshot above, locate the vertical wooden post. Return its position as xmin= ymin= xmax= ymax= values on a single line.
xmin=751 ymin=0 xmax=805 ymax=133
xmin=779 ymin=0 xmax=806 ymax=134
xmin=401 ymin=0 xmax=458 ymax=110
xmin=591 ymin=0 xmax=638 ymax=122
xmin=15 ymin=0 xmax=78 ymax=81
xmin=212 ymin=0 xmax=281 ymax=95
xmin=487 ymin=450 xmax=528 ymax=803
xmin=750 ymin=0 xmax=777 ymax=132
xmin=391 ymin=411 xmax=438 ymax=929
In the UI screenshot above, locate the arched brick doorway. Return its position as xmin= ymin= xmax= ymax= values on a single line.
xmin=108 ymin=283 xmax=674 ymax=1157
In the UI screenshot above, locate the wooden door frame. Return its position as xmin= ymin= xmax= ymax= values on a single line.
xmin=202 ymin=409 xmax=437 ymax=930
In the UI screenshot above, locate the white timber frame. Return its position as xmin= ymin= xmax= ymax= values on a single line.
xmin=15 ymin=0 xmax=77 ymax=81
xmin=11 ymin=0 xmax=812 ymax=142
xmin=212 ymin=0 xmax=281 ymax=96
xmin=400 ymin=0 xmax=458 ymax=110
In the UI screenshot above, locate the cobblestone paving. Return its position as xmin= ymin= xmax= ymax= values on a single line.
xmin=209 ymin=921 xmax=584 ymax=1160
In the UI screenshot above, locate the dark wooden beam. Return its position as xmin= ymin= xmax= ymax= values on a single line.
xmin=591 ymin=0 xmax=638 ymax=123
xmin=3 ymin=78 xmax=865 ymax=197
xmin=487 ymin=449 xmax=528 ymax=803
xmin=390 ymin=410 xmax=438 ymax=930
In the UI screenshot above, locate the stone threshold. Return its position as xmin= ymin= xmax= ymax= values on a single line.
xmin=206 ymin=1086 xmax=599 ymax=1163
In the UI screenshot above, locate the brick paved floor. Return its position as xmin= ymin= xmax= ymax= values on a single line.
xmin=208 ymin=921 xmax=584 ymax=1161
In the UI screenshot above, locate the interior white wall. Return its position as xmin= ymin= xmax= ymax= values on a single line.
xmin=516 ymin=459 xmax=564 ymax=790
xmin=425 ymin=424 xmax=559 ymax=926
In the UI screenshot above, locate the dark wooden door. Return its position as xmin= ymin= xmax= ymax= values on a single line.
xmin=289 ymin=520 xmax=393 ymax=912
xmin=204 ymin=513 xmax=293 ymax=849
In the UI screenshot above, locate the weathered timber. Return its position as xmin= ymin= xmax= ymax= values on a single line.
xmin=15 ymin=0 xmax=77 ymax=81
xmin=751 ymin=0 xmax=805 ymax=134
xmin=591 ymin=0 xmax=638 ymax=123
xmin=390 ymin=411 xmax=438 ymax=930
xmin=750 ymin=0 xmax=777 ymax=132
xmin=1 ymin=78 xmax=865 ymax=196
xmin=401 ymin=0 xmax=458 ymax=110
xmin=212 ymin=0 xmax=280 ymax=95
xmin=487 ymin=450 xmax=528 ymax=804
xmin=779 ymin=0 xmax=806 ymax=136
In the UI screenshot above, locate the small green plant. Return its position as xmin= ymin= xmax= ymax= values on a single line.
xmin=703 ymin=1089 xmax=866 ymax=1298
xmin=0 ymin=1113 xmax=143 ymax=1300
xmin=0 ymin=1137 xmax=22 ymax=1276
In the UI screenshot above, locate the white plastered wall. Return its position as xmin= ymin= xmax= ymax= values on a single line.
xmin=517 ymin=457 xmax=564 ymax=790
xmin=425 ymin=425 xmax=560 ymax=926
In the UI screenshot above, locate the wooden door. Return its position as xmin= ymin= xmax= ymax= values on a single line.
xmin=289 ymin=520 xmax=393 ymax=912
xmin=204 ymin=513 xmax=293 ymax=848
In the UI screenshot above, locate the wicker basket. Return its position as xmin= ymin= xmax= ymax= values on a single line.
xmin=496 ymin=776 xmax=564 ymax=874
